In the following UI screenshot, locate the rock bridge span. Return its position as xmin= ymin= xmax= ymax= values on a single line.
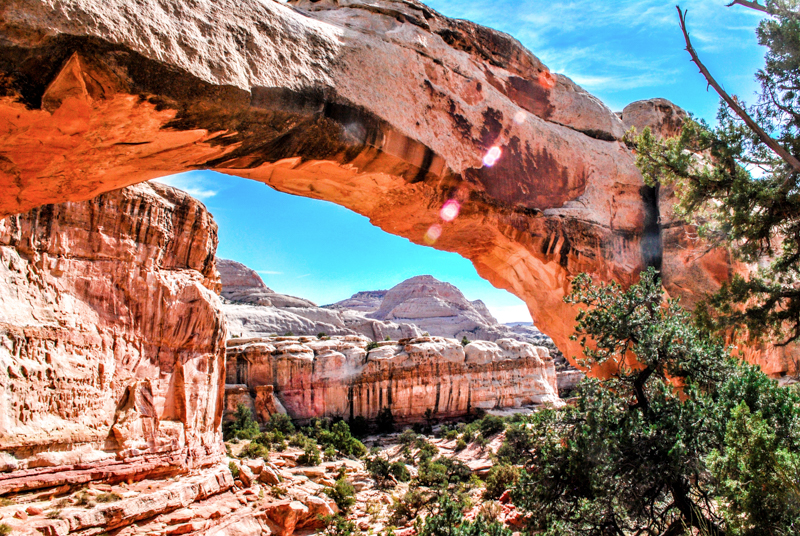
xmin=0 ymin=0 xmax=788 ymax=375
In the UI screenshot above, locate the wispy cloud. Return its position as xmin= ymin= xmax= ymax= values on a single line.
xmin=153 ymin=172 xmax=220 ymax=200
xmin=257 ymin=270 xmax=284 ymax=275
xmin=426 ymin=0 xmax=765 ymax=108
xmin=296 ymin=274 xmax=312 ymax=279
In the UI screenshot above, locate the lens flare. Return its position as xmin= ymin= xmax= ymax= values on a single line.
xmin=440 ymin=200 xmax=460 ymax=222
xmin=483 ymin=146 xmax=502 ymax=167
xmin=424 ymin=224 xmax=442 ymax=244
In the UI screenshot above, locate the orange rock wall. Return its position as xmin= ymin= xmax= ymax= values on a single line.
xmin=226 ymin=336 xmax=560 ymax=423
xmin=0 ymin=183 xmax=226 ymax=493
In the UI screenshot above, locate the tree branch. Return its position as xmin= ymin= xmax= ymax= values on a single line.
xmin=677 ymin=6 xmax=800 ymax=176
xmin=726 ymin=0 xmax=769 ymax=13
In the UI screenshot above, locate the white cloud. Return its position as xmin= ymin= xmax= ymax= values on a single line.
xmin=153 ymin=172 xmax=219 ymax=200
xmin=257 ymin=270 xmax=284 ymax=275
xmin=488 ymin=304 xmax=533 ymax=324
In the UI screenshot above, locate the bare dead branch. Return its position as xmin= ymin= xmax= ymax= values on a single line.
xmin=726 ymin=0 xmax=769 ymax=13
xmin=678 ymin=6 xmax=800 ymax=177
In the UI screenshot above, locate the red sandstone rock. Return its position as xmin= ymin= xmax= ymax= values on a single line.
xmin=0 ymin=183 xmax=226 ymax=490
xmin=226 ymin=335 xmax=560 ymax=423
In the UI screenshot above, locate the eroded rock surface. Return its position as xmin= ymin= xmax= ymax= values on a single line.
xmin=0 ymin=0 xmax=649 ymax=369
xmin=225 ymin=335 xmax=560 ymax=424
xmin=0 ymin=0 xmax=794 ymax=375
xmin=0 ymin=183 xmax=226 ymax=493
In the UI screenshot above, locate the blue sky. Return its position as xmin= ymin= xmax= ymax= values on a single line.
xmin=158 ymin=1 xmax=767 ymax=324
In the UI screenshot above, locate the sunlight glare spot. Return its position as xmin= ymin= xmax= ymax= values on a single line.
xmin=424 ymin=224 xmax=442 ymax=244
xmin=440 ymin=200 xmax=460 ymax=222
xmin=513 ymin=111 xmax=527 ymax=124
xmin=483 ymin=146 xmax=502 ymax=167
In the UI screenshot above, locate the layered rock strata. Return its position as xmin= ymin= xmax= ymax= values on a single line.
xmin=225 ymin=335 xmax=560 ymax=424
xmin=0 ymin=183 xmax=227 ymax=493
xmin=219 ymin=259 xmax=423 ymax=341
xmin=0 ymin=0 xmax=794 ymax=374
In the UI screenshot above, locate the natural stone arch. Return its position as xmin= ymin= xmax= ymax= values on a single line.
xmin=1 ymin=0 xmax=788 ymax=373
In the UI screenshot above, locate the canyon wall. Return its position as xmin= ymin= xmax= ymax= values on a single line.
xmin=0 ymin=0 xmax=795 ymax=375
xmin=225 ymin=335 xmax=560 ymax=424
xmin=0 ymin=182 xmax=226 ymax=493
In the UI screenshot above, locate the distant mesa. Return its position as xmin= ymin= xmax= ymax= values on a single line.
xmin=220 ymin=260 xmax=583 ymax=396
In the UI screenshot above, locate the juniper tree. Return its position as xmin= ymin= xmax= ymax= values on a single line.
xmin=507 ymin=268 xmax=800 ymax=535
xmin=628 ymin=1 xmax=800 ymax=345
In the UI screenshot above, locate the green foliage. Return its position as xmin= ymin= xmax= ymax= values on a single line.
xmin=366 ymin=341 xmax=380 ymax=352
xmin=416 ymin=457 xmax=472 ymax=490
xmin=284 ymin=331 xmax=294 ymax=336
xmin=376 ymin=406 xmax=395 ymax=434
xmin=324 ymin=445 xmax=337 ymax=461
xmin=366 ymin=454 xmax=394 ymax=488
xmin=303 ymin=419 xmax=367 ymax=459
xmin=461 ymin=336 xmax=470 ymax=347
xmin=504 ymin=267 xmax=800 ymax=535
xmin=317 ymin=332 xmax=327 ymax=339
xmin=297 ymin=440 xmax=321 ymax=466
xmin=322 ymin=514 xmax=361 ymax=536
xmin=95 ymin=492 xmax=121 ymax=503
xmin=626 ymin=3 xmax=800 ymax=345
xmin=223 ymin=404 xmax=260 ymax=441
xmin=454 ymin=438 xmax=467 ymax=452
xmin=324 ymin=475 xmax=356 ymax=513
xmin=348 ymin=415 xmax=369 ymax=438
xmin=482 ymin=464 xmax=519 ymax=501
xmin=390 ymin=461 xmax=411 ymax=482
xmin=228 ymin=461 xmax=240 ymax=479
xmin=263 ymin=413 xmax=294 ymax=434
xmin=389 ymin=489 xmax=429 ymax=526
xmin=239 ymin=441 xmax=270 ymax=460
xmin=0 ymin=524 xmax=11 ymax=536
xmin=417 ymin=495 xmax=513 ymax=536
xmin=414 ymin=437 xmax=439 ymax=465
xmin=708 ymin=401 xmax=800 ymax=535
xmin=478 ymin=415 xmax=505 ymax=437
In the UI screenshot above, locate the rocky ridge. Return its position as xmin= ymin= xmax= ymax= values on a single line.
xmin=225 ymin=334 xmax=560 ymax=425
xmin=0 ymin=182 xmax=226 ymax=494
xmin=219 ymin=260 xmax=424 ymax=342
xmin=5 ymin=0 xmax=786 ymax=373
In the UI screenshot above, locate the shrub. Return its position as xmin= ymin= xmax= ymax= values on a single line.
xmin=389 ymin=489 xmax=429 ymax=526
xmin=414 ymin=438 xmax=438 ymax=465
xmin=239 ymin=441 xmax=270 ymax=460
xmin=366 ymin=341 xmax=380 ymax=352
xmin=228 ymin=461 xmax=240 ymax=479
xmin=264 ymin=413 xmax=295 ymax=435
xmin=366 ymin=455 xmax=393 ymax=487
xmin=461 ymin=336 xmax=469 ymax=347
xmin=284 ymin=331 xmax=294 ymax=336
xmin=324 ymin=476 xmax=356 ymax=513
xmin=324 ymin=445 xmax=337 ymax=461
xmin=390 ymin=461 xmax=411 ymax=482
xmin=317 ymin=332 xmax=327 ymax=339
xmin=454 ymin=438 xmax=467 ymax=452
xmin=376 ymin=406 xmax=395 ymax=434
xmin=223 ymin=404 xmax=260 ymax=441
xmin=483 ymin=464 xmax=519 ymax=500
xmin=322 ymin=514 xmax=361 ymax=536
xmin=0 ymin=524 xmax=11 ymax=536
xmin=297 ymin=441 xmax=321 ymax=466
xmin=478 ymin=415 xmax=505 ymax=437
xmin=95 ymin=492 xmax=121 ymax=503
xmin=418 ymin=495 xmax=512 ymax=536
xmin=348 ymin=416 xmax=369 ymax=438
xmin=398 ymin=428 xmax=417 ymax=447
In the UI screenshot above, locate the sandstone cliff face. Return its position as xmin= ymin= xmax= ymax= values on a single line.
xmin=0 ymin=183 xmax=226 ymax=493
xmin=225 ymin=335 xmax=560 ymax=424
xmin=0 ymin=0 xmax=794 ymax=375
xmin=0 ymin=0 xmax=646 ymax=370
xmin=219 ymin=259 xmax=424 ymax=341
